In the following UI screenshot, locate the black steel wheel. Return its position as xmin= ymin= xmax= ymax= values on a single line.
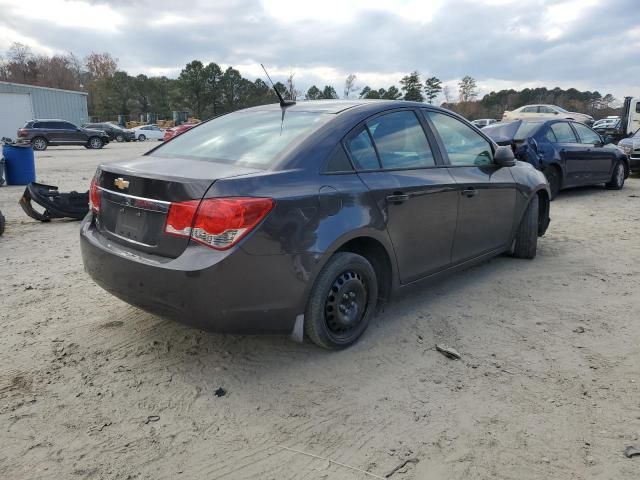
xmin=543 ymin=166 xmax=561 ymax=200
xmin=305 ymin=252 xmax=378 ymax=349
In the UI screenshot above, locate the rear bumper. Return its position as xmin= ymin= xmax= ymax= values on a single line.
xmin=80 ymin=216 xmax=317 ymax=334
xmin=629 ymin=156 xmax=640 ymax=170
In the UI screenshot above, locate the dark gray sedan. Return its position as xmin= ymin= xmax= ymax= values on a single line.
xmin=81 ymin=100 xmax=550 ymax=349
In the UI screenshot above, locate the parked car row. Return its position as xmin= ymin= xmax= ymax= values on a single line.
xmin=483 ymin=119 xmax=629 ymax=198
xmin=15 ymin=119 xmax=204 ymax=150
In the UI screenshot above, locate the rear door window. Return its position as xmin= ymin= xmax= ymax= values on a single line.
xmin=573 ymin=123 xmax=601 ymax=145
xmin=345 ymin=129 xmax=380 ymax=170
xmin=366 ymin=111 xmax=436 ymax=170
xmin=426 ymin=111 xmax=493 ymax=166
xmin=550 ymin=122 xmax=577 ymax=143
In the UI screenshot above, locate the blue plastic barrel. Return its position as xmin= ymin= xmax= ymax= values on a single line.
xmin=3 ymin=143 xmax=36 ymax=185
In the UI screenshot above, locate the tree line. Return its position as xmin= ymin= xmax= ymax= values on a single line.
xmin=0 ymin=42 xmax=621 ymax=122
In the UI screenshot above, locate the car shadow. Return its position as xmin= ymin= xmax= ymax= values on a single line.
xmin=99 ymin=252 xmax=523 ymax=381
xmin=555 ymin=184 xmax=610 ymax=199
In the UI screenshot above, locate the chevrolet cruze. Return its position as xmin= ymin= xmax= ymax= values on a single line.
xmin=81 ymin=100 xmax=550 ymax=349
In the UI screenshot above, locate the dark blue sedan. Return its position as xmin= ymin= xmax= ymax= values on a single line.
xmin=483 ymin=119 xmax=629 ymax=199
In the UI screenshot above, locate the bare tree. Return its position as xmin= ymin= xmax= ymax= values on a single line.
xmin=443 ymin=85 xmax=453 ymax=103
xmin=85 ymin=52 xmax=117 ymax=79
xmin=285 ymin=71 xmax=300 ymax=100
xmin=7 ymin=42 xmax=34 ymax=82
xmin=458 ymin=75 xmax=478 ymax=103
xmin=344 ymin=73 xmax=357 ymax=99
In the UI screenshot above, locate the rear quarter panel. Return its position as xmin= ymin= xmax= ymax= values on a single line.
xmin=509 ymin=160 xmax=550 ymax=233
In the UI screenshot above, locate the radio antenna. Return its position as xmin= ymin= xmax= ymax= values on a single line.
xmin=261 ymin=64 xmax=296 ymax=108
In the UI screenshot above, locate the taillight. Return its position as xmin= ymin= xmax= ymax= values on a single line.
xmin=164 ymin=197 xmax=274 ymax=250
xmin=89 ymin=176 xmax=101 ymax=213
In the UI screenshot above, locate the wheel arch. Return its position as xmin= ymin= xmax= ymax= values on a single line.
xmin=309 ymin=232 xmax=398 ymax=308
xmin=533 ymin=188 xmax=550 ymax=236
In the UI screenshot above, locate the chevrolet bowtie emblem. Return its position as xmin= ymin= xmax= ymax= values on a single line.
xmin=114 ymin=177 xmax=129 ymax=190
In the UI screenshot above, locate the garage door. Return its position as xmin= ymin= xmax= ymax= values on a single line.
xmin=0 ymin=93 xmax=34 ymax=140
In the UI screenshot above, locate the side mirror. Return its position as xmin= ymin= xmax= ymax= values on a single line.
xmin=494 ymin=145 xmax=516 ymax=167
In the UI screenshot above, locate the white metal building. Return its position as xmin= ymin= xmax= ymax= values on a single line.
xmin=0 ymin=81 xmax=89 ymax=139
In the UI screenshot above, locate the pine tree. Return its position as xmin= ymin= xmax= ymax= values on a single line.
xmin=424 ymin=76 xmax=442 ymax=104
xmin=400 ymin=71 xmax=424 ymax=102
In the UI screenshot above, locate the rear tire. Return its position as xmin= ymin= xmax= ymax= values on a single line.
xmin=305 ymin=252 xmax=378 ymax=350
xmin=88 ymin=137 xmax=103 ymax=149
xmin=605 ymin=161 xmax=625 ymax=190
xmin=543 ymin=166 xmax=561 ymax=200
xmin=138 ymin=134 xmax=146 ymax=141
xmin=511 ymin=194 xmax=539 ymax=259
xmin=32 ymin=137 xmax=47 ymax=151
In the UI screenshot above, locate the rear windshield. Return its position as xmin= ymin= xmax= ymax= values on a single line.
xmin=483 ymin=120 xmax=543 ymax=142
xmin=151 ymin=110 xmax=333 ymax=168
xmin=514 ymin=121 xmax=544 ymax=140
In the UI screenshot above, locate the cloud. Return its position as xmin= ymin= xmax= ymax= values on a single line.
xmin=0 ymin=0 xmax=638 ymax=99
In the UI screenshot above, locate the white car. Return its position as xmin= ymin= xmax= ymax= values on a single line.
xmin=593 ymin=117 xmax=619 ymax=129
xmin=133 ymin=125 xmax=164 ymax=141
xmin=502 ymin=104 xmax=594 ymax=125
xmin=471 ymin=118 xmax=498 ymax=128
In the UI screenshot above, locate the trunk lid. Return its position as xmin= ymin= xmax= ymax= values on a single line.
xmin=96 ymin=156 xmax=261 ymax=258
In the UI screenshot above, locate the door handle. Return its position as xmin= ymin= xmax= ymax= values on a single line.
xmin=462 ymin=188 xmax=477 ymax=198
xmin=386 ymin=193 xmax=410 ymax=204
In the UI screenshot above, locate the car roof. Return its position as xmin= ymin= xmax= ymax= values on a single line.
xmin=241 ymin=99 xmax=444 ymax=115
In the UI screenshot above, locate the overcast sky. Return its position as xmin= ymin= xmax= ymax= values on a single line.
xmin=1 ymin=0 xmax=639 ymax=101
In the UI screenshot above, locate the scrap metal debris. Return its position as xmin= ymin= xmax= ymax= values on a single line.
xmin=19 ymin=182 xmax=88 ymax=222
xmin=145 ymin=415 xmax=160 ymax=424
xmin=385 ymin=457 xmax=419 ymax=478
xmin=214 ymin=387 xmax=227 ymax=397
xmin=624 ymin=446 xmax=640 ymax=458
xmin=435 ymin=344 xmax=461 ymax=360
xmin=573 ymin=326 xmax=586 ymax=334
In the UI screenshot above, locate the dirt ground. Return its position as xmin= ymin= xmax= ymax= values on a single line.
xmin=1 ymin=141 xmax=639 ymax=480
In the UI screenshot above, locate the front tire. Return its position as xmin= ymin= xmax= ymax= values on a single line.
xmin=115 ymin=134 xmax=124 ymax=142
xmin=605 ymin=161 xmax=625 ymax=190
xmin=305 ymin=252 xmax=378 ymax=350
xmin=511 ymin=194 xmax=539 ymax=259
xmin=543 ymin=166 xmax=561 ymax=200
xmin=138 ymin=134 xmax=146 ymax=141
xmin=88 ymin=137 xmax=103 ymax=149
xmin=32 ymin=137 xmax=47 ymax=151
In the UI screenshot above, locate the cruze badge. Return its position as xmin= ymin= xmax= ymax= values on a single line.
xmin=114 ymin=177 xmax=129 ymax=190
